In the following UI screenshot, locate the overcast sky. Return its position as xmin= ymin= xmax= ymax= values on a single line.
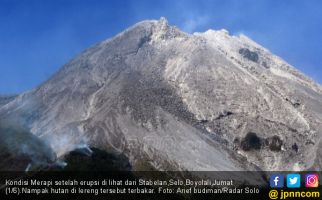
xmin=0 ymin=0 xmax=321 ymax=94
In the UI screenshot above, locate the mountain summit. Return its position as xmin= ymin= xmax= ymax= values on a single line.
xmin=1 ymin=17 xmax=322 ymax=171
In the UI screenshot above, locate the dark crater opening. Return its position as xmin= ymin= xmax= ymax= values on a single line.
xmin=240 ymin=132 xmax=262 ymax=151
xmin=292 ymin=143 xmax=299 ymax=153
xmin=239 ymin=48 xmax=259 ymax=62
xmin=265 ymin=135 xmax=283 ymax=152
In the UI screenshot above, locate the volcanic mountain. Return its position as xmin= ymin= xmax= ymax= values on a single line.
xmin=1 ymin=17 xmax=322 ymax=171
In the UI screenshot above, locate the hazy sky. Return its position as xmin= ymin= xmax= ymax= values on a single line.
xmin=0 ymin=0 xmax=321 ymax=94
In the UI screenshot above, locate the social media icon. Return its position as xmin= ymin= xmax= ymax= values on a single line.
xmin=287 ymin=174 xmax=301 ymax=188
xmin=270 ymin=174 xmax=284 ymax=188
xmin=305 ymin=174 xmax=319 ymax=188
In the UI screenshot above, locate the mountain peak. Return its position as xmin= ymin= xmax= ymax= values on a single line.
xmin=150 ymin=17 xmax=186 ymax=42
xmin=158 ymin=16 xmax=168 ymax=26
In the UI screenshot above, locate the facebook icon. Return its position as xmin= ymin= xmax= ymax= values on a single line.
xmin=270 ymin=174 xmax=284 ymax=188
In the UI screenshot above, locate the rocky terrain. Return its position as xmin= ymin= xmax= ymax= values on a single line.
xmin=0 ymin=95 xmax=16 ymax=107
xmin=0 ymin=17 xmax=321 ymax=172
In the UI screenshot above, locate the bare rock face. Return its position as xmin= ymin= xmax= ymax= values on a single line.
xmin=1 ymin=17 xmax=322 ymax=171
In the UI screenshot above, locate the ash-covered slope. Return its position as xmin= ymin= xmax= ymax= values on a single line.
xmin=0 ymin=95 xmax=16 ymax=107
xmin=1 ymin=17 xmax=322 ymax=171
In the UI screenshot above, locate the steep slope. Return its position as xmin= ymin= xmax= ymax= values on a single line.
xmin=0 ymin=95 xmax=17 ymax=107
xmin=1 ymin=17 xmax=321 ymax=171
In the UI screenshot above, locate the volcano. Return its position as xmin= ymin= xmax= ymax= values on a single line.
xmin=1 ymin=17 xmax=321 ymax=171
